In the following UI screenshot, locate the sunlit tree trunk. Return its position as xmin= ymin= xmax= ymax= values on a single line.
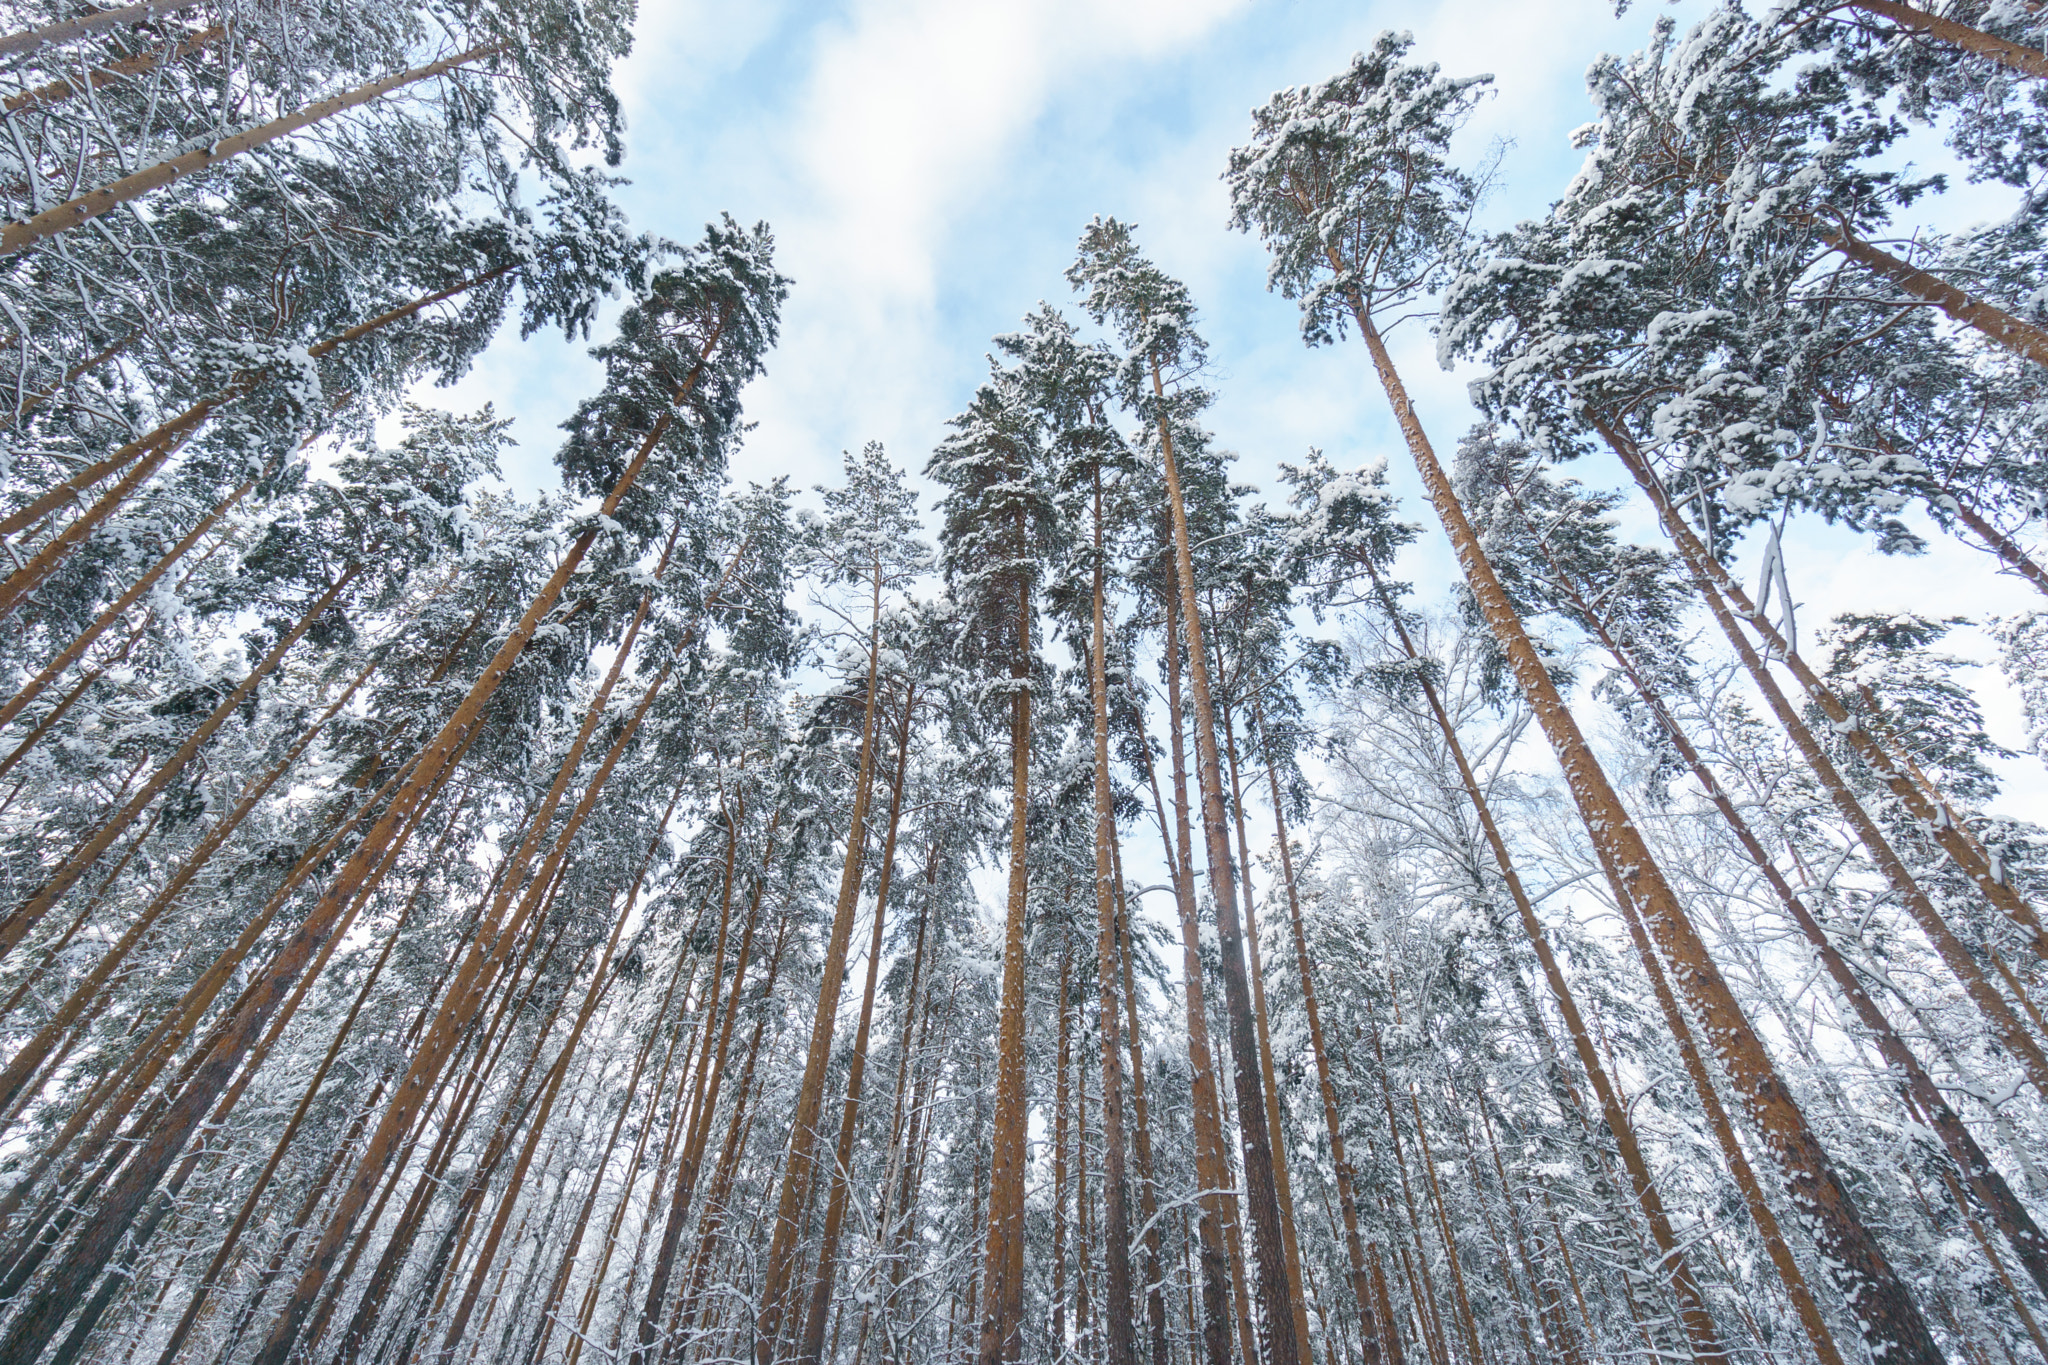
xmin=1087 ymin=469 xmax=1140 ymax=1365
xmin=1352 ymin=306 xmax=1939 ymax=1364
xmin=799 ymin=683 xmax=918 ymax=1365
xmin=1147 ymin=351 xmax=1299 ymax=1365
xmin=1252 ymin=687 xmax=1384 ymax=1365
xmin=757 ymin=551 xmax=892 ymax=1365
xmin=976 ymin=512 xmax=1035 ymax=1365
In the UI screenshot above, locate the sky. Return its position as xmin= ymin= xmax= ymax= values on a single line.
xmin=433 ymin=0 xmax=2048 ymax=821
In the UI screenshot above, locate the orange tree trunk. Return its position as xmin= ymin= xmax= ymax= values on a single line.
xmin=1353 ymin=307 xmax=1940 ymax=1365
xmin=1536 ymin=539 xmax=2048 ymax=1304
xmin=1361 ymin=571 xmax=1735 ymax=1365
xmin=1111 ymin=846 xmax=1174 ymax=1365
xmin=6 ymin=24 xmax=224 ymax=115
xmin=1149 ymin=354 xmax=1302 ymax=1365
xmin=1146 ymin=588 xmax=1248 ymax=1365
xmin=975 ymin=562 xmax=1034 ymax=1365
xmin=1 ymin=45 xmax=499 ymax=257
xmin=1254 ymin=691 xmax=1385 ymax=1365
xmin=0 ymin=2 xmax=193 ymax=58
xmin=1840 ymin=0 xmax=2048 ymax=79
xmin=0 ymin=563 xmax=360 ymax=958
xmin=799 ymin=683 xmax=919 ymax=1365
xmin=0 ymin=308 xmax=735 ymax=1365
xmin=755 ymin=566 xmax=893 ymax=1365
xmin=1599 ymin=421 xmax=2048 ymax=970
xmin=1086 ymin=472 xmax=1140 ymax=1365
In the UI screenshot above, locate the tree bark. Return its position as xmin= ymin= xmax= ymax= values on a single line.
xmin=0 ymin=2 xmax=193 ymax=58
xmin=1112 ymin=850 xmax=1174 ymax=1365
xmin=6 ymin=23 xmax=224 ymax=114
xmin=1087 ymin=469 xmax=1140 ymax=1365
xmin=0 ymin=470 xmax=254 ymax=736
xmin=1218 ymin=693 xmax=1314 ymax=1364
xmin=799 ymin=682 xmax=917 ymax=1365
xmin=1145 ymin=587 xmax=1247 ymax=1365
xmin=13 ymin=324 xmax=702 ymax=1365
xmin=975 ymin=516 xmax=1035 ymax=1365
xmin=0 ymin=260 xmax=516 ymax=548
xmin=1352 ymin=305 xmax=1940 ymax=1365
xmin=0 ymin=563 xmax=359 ymax=959
xmin=1254 ymin=689 xmax=1385 ymax=1365
xmin=1147 ymin=352 xmax=1300 ymax=1365
xmin=1841 ymin=0 xmax=2048 ymax=80
xmin=1360 ymin=570 xmax=1736 ymax=1365
xmin=1528 ymin=534 xmax=2048 ymax=1305
xmin=757 ymin=552 xmax=895 ymax=1365
xmin=1 ymin=44 xmax=499 ymax=256
xmin=1599 ymin=422 xmax=2048 ymax=1078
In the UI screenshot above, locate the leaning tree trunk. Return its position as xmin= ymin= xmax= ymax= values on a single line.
xmin=1110 ymin=846 xmax=1174 ymax=1365
xmin=1614 ymin=420 xmax=2048 ymax=951
xmin=975 ymin=542 xmax=1035 ymax=1365
xmin=1142 ymin=589 xmax=1248 ymax=1365
xmin=1361 ymin=571 xmax=1741 ymax=1365
xmin=0 ymin=2 xmax=194 ymax=58
xmin=0 ymin=309 xmax=736 ymax=1365
xmin=1351 ymin=302 xmax=1941 ymax=1365
xmin=0 ymin=259 xmax=517 ymax=557
xmin=6 ymin=23 xmax=224 ymax=115
xmin=1218 ymin=689 xmax=1314 ymax=1363
xmin=0 ymin=468 xmax=255 ymax=735
xmin=1839 ymin=0 xmax=2048 ymax=79
xmin=1 ymin=44 xmax=499 ymax=257
xmin=0 ymin=563 xmax=360 ymax=959
xmin=1529 ymin=535 xmax=2048 ymax=1305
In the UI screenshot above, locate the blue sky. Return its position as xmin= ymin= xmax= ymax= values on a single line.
xmin=445 ymin=0 xmax=1648 ymax=501
xmin=434 ymin=0 xmax=2048 ymax=812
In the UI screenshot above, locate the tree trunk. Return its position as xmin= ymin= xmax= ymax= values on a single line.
xmin=670 ymin=913 xmax=798 ymax=1357
xmin=0 ymin=259 xmax=516 ymax=549
xmin=0 ymin=642 xmax=384 ymax=1116
xmin=0 ymin=2 xmax=194 ymax=58
xmin=629 ymin=788 xmax=760 ymax=1363
xmin=1112 ymin=850 xmax=1174 ymax=1365
xmin=1602 ymin=420 xmax=2048 ymax=966
xmin=1254 ymin=690 xmax=1384 ymax=1365
xmin=7 ymin=23 xmax=224 ymax=114
xmin=1361 ymin=570 xmax=1735 ymax=1365
xmin=1147 ymin=352 xmax=1300 ymax=1365
xmin=1218 ymin=693 xmax=1313 ymax=1364
xmin=1352 ymin=305 xmax=1941 ymax=1365
xmin=1525 ymin=527 xmax=2048 ymax=1304
xmin=0 ymin=470 xmax=254 ymax=736
xmin=433 ymin=863 xmax=642 ymax=1359
xmin=975 ymin=525 xmax=1035 ymax=1365
xmin=0 ymin=562 xmax=359 ymax=959
xmin=1087 ymin=469 xmax=1140 ymax=1365
xmin=1054 ymin=942 xmax=1075 ymax=1361
xmin=1146 ymin=586 xmax=1248 ymax=1365
xmin=267 ymin=570 xmax=710 ymax=1365
xmin=1591 ymin=827 xmax=1843 ymax=1365
xmin=1841 ymin=0 xmax=2048 ymax=81
xmin=521 ymin=831 xmax=697 ymax=1365
xmin=1 ymin=44 xmax=500 ymax=256
xmin=756 ymin=554 xmax=895 ymax=1365
xmin=1945 ymin=496 xmax=2048 ymax=599
xmin=799 ymin=682 xmax=918 ymax=1365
